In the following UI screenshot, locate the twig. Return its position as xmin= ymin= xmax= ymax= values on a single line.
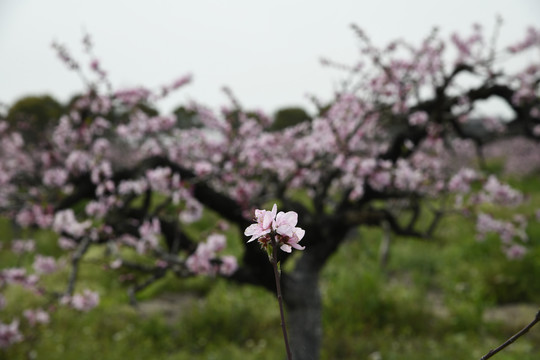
xmin=480 ymin=309 xmax=540 ymax=360
xmin=270 ymin=237 xmax=293 ymax=360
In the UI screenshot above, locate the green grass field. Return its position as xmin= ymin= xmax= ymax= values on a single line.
xmin=1 ymin=175 xmax=539 ymax=359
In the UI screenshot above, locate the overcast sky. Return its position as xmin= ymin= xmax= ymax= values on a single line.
xmin=1 ymin=0 xmax=539 ymax=115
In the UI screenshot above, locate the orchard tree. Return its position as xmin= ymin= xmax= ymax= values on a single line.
xmin=1 ymin=22 xmax=540 ymax=359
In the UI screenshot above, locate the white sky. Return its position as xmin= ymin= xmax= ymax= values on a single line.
xmin=1 ymin=0 xmax=539 ymax=115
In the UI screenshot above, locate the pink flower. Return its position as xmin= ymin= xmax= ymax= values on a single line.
xmin=482 ymin=176 xmax=522 ymax=206
xmin=146 ymin=167 xmax=172 ymax=193
xmin=53 ymin=209 xmax=91 ymax=238
xmin=1 ymin=268 xmax=38 ymax=289
xmin=179 ymin=198 xmax=203 ymax=223
xmin=43 ymin=168 xmax=69 ymax=187
xmin=136 ymin=218 xmax=161 ymax=254
xmin=504 ymin=244 xmax=527 ymax=260
xmin=11 ymin=239 xmax=35 ymax=254
xmin=277 ymin=230 xmax=305 ymax=253
xmin=65 ymin=289 xmax=100 ymax=312
xmin=219 ymin=255 xmax=238 ymax=276
xmin=207 ymin=234 xmax=226 ymax=252
xmin=32 ymin=255 xmax=58 ymax=275
xmin=274 ymin=210 xmax=305 ymax=253
xmin=194 ymin=161 xmax=213 ymax=176
xmin=23 ymin=308 xmax=50 ymax=326
xmin=274 ymin=211 xmax=298 ymax=237
xmin=58 ymin=236 xmax=77 ymax=250
xmin=408 ymin=111 xmax=428 ymax=126
xmin=186 ymin=253 xmax=212 ymax=275
xmin=0 ymin=320 xmax=23 ymax=348
xmin=244 ymin=204 xmax=277 ymax=242
xmin=186 ymin=233 xmax=237 ymax=276
xmin=244 ymin=204 xmax=305 ymax=253
xmin=448 ymin=168 xmax=478 ymax=193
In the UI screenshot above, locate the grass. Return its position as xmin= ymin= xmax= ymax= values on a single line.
xmin=1 ymin=176 xmax=540 ymax=359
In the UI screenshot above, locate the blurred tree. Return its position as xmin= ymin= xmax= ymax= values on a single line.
xmin=269 ymin=107 xmax=311 ymax=131
xmin=6 ymin=95 xmax=64 ymax=143
xmin=173 ymin=106 xmax=201 ymax=129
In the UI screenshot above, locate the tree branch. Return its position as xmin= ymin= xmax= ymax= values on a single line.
xmin=65 ymin=237 xmax=91 ymax=296
xmin=480 ymin=309 xmax=540 ymax=360
xmin=128 ymin=270 xmax=167 ymax=305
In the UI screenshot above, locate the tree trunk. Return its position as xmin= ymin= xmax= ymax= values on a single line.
xmin=283 ymin=269 xmax=322 ymax=360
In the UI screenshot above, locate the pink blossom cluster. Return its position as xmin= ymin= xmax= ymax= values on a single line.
xmin=483 ymin=137 xmax=540 ymax=176
xmin=1 ymin=268 xmax=38 ymax=290
xmin=146 ymin=166 xmax=182 ymax=196
xmin=0 ymin=249 xmax=89 ymax=350
xmin=245 ymin=204 xmax=305 ymax=253
xmin=11 ymin=239 xmax=35 ymax=255
xmin=448 ymin=168 xmax=478 ymax=193
xmin=64 ymin=150 xmax=93 ymax=174
xmin=114 ymin=88 xmax=152 ymax=106
xmin=23 ymin=308 xmax=50 ymax=326
xmin=450 ymin=24 xmax=484 ymax=65
xmin=480 ymin=176 xmax=522 ymax=207
xmin=61 ymin=289 xmax=100 ymax=312
xmin=510 ymin=64 xmax=539 ymax=106
xmin=476 ymin=213 xmax=528 ymax=259
xmin=32 ymin=255 xmax=59 ymax=275
xmin=179 ymin=197 xmax=204 ymax=224
xmin=507 ymin=26 xmax=540 ymax=53
xmin=0 ymin=320 xmax=23 ymax=348
xmin=53 ymin=209 xmax=92 ymax=238
xmin=481 ymin=116 xmax=505 ymax=133
xmin=409 ymin=111 xmax=429 ymax=126
xmin=160 ymin=74 xmax=193 ymax=97
xmin=43 ymin=167 xmax=69 ymax=187
xmin=394 ymin=160 xmax=424 ymax=192
xmin=15 ymin=205 xmax=53 ymax=229
xmin=117 ymin=113 xmax=177 ymax=141
xmin=117 ymin=179 xmax=148 ymax=195
xmin=136 ymin=218 xmax=161 ymax=254
xmin=186 ymin=234 xmax=238 ymax=276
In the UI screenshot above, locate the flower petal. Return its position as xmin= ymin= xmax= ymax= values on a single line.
xmin=263 ymin=210 xmax=274 ymax=229
xmin=281 ymin=212 xmax=298 ymax=227
xmin=276 ymin=224 xmax=294 ymax=237
xmin=244 ymin=224 xmax=259 ymax=236
xmin=280 ymin=244 xmax=292 ymax=253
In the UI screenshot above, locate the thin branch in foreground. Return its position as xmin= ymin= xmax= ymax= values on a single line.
xmin=480 ymin=309 xmax=540 ymax=360
xmin=270 ymin=238 xmax=292 ymax=360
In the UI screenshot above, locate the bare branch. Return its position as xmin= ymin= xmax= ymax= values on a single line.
xmin=480 ymin=309 xmax=540 ymax=360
